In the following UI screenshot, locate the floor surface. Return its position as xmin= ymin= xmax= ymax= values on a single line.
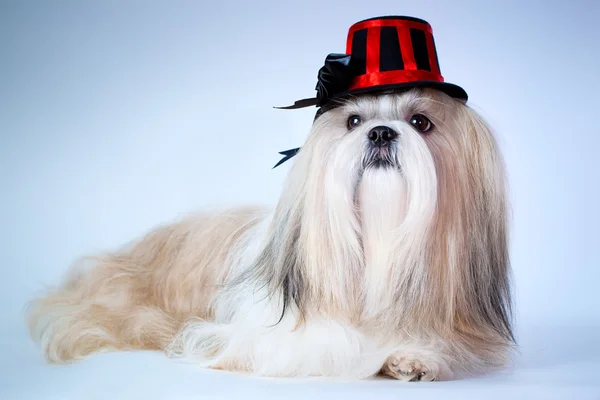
xmin=2 ymin=318 xmax=599 ymax=400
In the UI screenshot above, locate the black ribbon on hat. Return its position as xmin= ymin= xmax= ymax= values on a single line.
xmin=275 ymin=53 xmax=356 ymax=110
xmin=273 ymin=54 xmax=356 ymax=167
xmin=272 ymin=148 xmax=301 ymax=169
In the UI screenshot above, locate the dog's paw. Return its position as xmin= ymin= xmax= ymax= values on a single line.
xmin=381 ymin=352 xmax=450 ymax=382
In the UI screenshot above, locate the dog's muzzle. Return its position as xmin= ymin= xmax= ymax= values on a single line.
xmin=362 ymin=125 xmax=398 ymax=168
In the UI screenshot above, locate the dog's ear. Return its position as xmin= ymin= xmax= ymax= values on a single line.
xmin=413 ymin=94 xmax=513 ymax=346
xmin=264 ymin=215 xmax=307 ymax=324
xmin=235 ymin=207 xmax=308 ymax=325
xmin=461 ymin=107 xmax=514 ymax=343
xmin=427 ymin=105 xmax=514 ymax=344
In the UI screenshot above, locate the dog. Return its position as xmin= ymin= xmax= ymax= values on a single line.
xmin=27 ymin=16 xmax=514 ymax=382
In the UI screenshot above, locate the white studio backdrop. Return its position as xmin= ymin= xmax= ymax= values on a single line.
xmin=0 ymin=0 xmax=599 ymax=398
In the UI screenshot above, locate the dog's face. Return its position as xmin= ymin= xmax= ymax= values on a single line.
xmin=315 ymin=89 xmax=440 ymax=172
xmin=292 ymin=88 xmax=475 ymax=230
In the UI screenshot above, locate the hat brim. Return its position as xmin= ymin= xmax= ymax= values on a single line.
xmin=274 ymin=81 xmax=467 ymax=111
xmin=332 ymin=80 xmax=468 ymax=103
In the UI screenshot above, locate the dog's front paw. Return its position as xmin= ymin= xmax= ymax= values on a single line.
xmin=381 ymin=351 xmax=451 ymax=382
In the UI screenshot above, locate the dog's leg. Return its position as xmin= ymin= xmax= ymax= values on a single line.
xmin=380 ymin=342 xmax=452 ymax=382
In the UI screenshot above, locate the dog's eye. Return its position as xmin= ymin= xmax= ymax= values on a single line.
xmin=347 ymin=115 xmax=362 ymax=129
xmin=409 ymin=114 xmax=433 ymax=133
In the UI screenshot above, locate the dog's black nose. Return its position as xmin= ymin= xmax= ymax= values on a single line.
xmin=368 ymin=126 xmax=397 ymax=146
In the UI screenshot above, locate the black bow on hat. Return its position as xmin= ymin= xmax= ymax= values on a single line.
xmin=276 ymin=53 xmax=358 ymax=110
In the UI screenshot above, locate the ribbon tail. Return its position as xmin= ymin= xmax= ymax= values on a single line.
xmin=273 ymin=148 xmax=301 ymax=169
xmin=273 ymin=98 xmax=320 ymax=110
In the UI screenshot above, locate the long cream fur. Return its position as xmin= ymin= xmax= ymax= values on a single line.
xmin=27 ymin=88 xmax=514 ymax=381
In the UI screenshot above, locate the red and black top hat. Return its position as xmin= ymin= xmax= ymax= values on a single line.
xmin=280 ymin=16 xmax=468 ymax=111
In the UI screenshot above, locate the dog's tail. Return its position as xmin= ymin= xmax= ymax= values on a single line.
xmin=26 ymin=254 xmax=180 ymax=364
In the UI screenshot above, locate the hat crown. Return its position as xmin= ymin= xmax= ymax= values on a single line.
xmin=345 ymin=16 xmax=443 ymax=91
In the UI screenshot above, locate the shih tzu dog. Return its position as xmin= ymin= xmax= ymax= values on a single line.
xmin=27 ymin=16 xmax=514 ymax=382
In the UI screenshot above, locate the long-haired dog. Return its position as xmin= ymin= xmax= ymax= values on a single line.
xmin=27 ymin=17 xmax=514 ymax=382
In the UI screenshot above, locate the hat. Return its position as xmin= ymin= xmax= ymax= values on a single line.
xmin=278 ymin=16 xmax=468 ymax=111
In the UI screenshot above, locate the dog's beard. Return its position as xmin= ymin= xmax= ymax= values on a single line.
xmin=357 ymin=166 xmax=407 ymax=313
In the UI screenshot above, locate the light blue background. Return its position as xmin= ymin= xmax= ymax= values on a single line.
xmin=1 ymin=1 xmax=599 ymax=398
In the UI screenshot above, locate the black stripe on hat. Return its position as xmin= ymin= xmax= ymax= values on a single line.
xmin=410 ymin=28 xmax=431 ymax=71
xmin=351 ymin=29 xmax=367 ymax=75
xmin=379 ymin=26 xmax=404 ymax=72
